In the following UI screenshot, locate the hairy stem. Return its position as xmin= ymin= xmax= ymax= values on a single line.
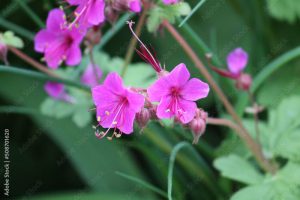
xmin=8 ymin=46 xmax=58 ymax=77
xmin=163 ymin=20 xmax=276 ymax=174
xmin=121 ymin=7 xmax=148 ymax=77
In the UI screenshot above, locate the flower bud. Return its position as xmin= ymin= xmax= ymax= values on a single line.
xmin=110 ymin=0 xmax=141 ymax=13
xmin=105 ymin=6 xmax=119 ymax=23
xmin=235 ymin=73 xmax=252 ymax=91
xmin=136 ymin=108 xmax=151 ymax=130
xmin=163 ymin=0 xmax=180 ymax=5
xmin=85 ymin=27 xmax=101 ymax=46
xmin=189 ymin=109 xmax=207 ymax=144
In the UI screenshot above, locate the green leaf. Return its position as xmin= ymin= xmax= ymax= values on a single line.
xmin=268 ymin=96 xmax=300 ymax=161
xmin=257 ymin=64 xmax=300 ymax=108
xmin=116 ymin=171 xmax=168 ymax=198
xmin=146 ymin=2 xmax=191 ymax=32
xmin=21 ymin=193 xmax=155 ymax=200
xmin=40 ymin=98 xmax=74 ymax=118
xmin=231 ymin=162 xmax=300 ymax=200
xmin=0 ymin=31 xmax=24 ymax=48
xmin=267 ymin=0 xmax=300 ymax=23
xmin=214 ymin=154 xmax=263 ymax=185
xmin=93 ymin=51 xmax=156 ymax=88
xmin=72 ymin=107 xmax=92 ymax=128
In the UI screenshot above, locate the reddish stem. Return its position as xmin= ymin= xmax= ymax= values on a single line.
xmin=163 ymin=20 xmax=276 ymax=174
xmin=8 ymin=46 xmax=58 ymax=77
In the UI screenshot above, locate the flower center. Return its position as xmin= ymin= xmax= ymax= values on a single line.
xmin=170 ymin=87 xmax=180 ymax=97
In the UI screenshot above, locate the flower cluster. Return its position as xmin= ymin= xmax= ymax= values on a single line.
xmin=34 ymin=1 xmax=209 ymax=143
xmin=91 ymin=21 xmax=210 ymax=142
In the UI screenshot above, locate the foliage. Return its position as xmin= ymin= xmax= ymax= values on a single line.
xmin=1 ymin=0 xmax=300 ymax=200
xmin=267 ymin=0 xmax=300 ymax=23
xmin=147 ymin=2 xmax=191 ymax=32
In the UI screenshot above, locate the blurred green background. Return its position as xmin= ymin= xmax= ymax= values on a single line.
xmin=1 ymin=0 xmax=300 ymax=199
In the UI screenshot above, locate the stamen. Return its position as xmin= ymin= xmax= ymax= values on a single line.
xmin=97 ymin=116 xmax=101 ymax=122
xmin=105 ymin=111 xmax=110 ymax=116
xmin=68 ymin=5 xmax=87 ymax=29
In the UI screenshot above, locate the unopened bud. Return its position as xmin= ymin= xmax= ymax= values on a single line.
xmin=189 ymin=109 xmax=207 ymax=144
xmin=148 ymin=104 xmax=158 ymax=120
xmin=85 ymin=27 xmax=102 ymax=46
xmin=105 ymin=6 xmax=119 ymax=23
xmin=236 ymin=73 xmax=252 ymax=91
xmin=136 ymin=108 xmax=151 ymax=131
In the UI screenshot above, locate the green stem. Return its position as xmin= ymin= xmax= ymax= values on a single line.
xmin=178 ymin=0 xmax=206 ymax=27
xmin=0 ymin=65 xmax=89 ymax=91
xmin=167 ymin=142 xmax=190 ymax=200
xmin=121 ymin=7 xmax=148 ymax=77
xmin=143 ymin=127 xmax=223 ymax=197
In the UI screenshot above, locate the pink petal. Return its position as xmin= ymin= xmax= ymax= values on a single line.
xmin=34 ymin=30 xmax=55 ymax=52
xmin=126 ymin=90 xmax=145 ymax=112
xmin=129 ymin=0 xmax=142 ymax=13
xmin=103 ymin=73 xmax=126 ymax=95
xmin=44 ymin=39 xmax=65 ymax=69
xmin=162 ymin=0 xmax=179 ymax=5
xmin=181 ymin=78 xmax=210 ymax=101
xmin=67 ymin=0 xmax=83 ymax=5
xmin=118 ymin=107 xmax=136 ymax=134
xmin=46 ymin=9 xmax=66 ymax=32
xmin=44 ymin=82 xmax=65 ymax=99
xmin=81 ymin=63 xmax=102 ymax=87
xmin=65 ymin=44 xmax=82 ymax=66
xmin=92 ymin=85 xmax=119 ymax=107
xmin=86 ymin=0 xmax=105 ymax=25
xmin=166 ymin=63 xmax=190 ymax=87
xmin=96 ymin=103 xmax=118 ymax=128
xmin=227 ymin=48 xmax=248 ymax=75
xmin=147 ymin=77 xmax=171 ymax=102
xmin=176 ymin=99 xmax=197 ymax=124
xmin=156 ymin=96 xmax=174 ymax=119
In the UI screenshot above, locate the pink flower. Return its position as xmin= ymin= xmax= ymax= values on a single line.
xmin=67 ymin=0 xmax=105 ymax=27
xmin=81 ymin=63 xmax=102 ymax=87
xmin=211 ymin=47 xmax=251 ymax=91
xmin=92 ymin=73 xmax=144 ymax=137
xmin=162 ymin=0 xmax=179 ymax=5
xmin=147 ymin=63 xmax=209 ymax=124
xmin=44 ymin=81 xmax=73 ymax=102
xmin=226 ymin=47 xmax=248 ymax=75
xmin=34 ymin=9 xmax=85 ymax=68
xmin=128 ymin=0 xmax=142 ymax=12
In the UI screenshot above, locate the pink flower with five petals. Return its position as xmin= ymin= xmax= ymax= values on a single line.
xmin=34 ymin=9 xmax=85 ymax=68
xmin=92 ymin=72 xmax=144 ymax=136
xmin=147 ymin=63 xmax=209 ymax=124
